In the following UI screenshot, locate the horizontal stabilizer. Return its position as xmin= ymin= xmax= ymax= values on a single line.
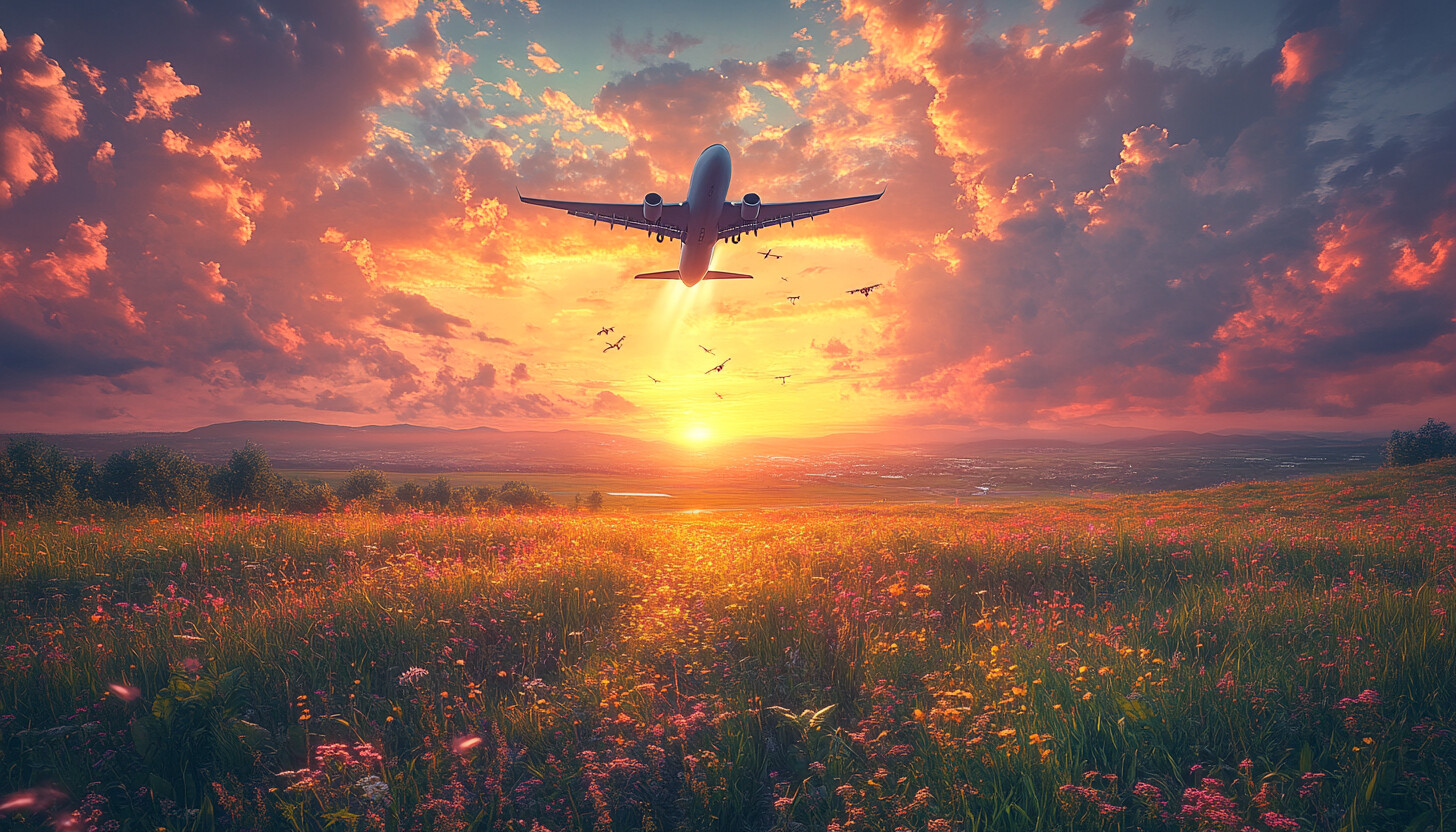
xmin=703 ymin=271 xmax=753 ymax=280
xmin=633 ymin=270 xmax=681 ymax=280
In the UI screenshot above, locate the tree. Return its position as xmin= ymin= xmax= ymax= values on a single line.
xmin=102 ymin=446 xmax=210 ymax=510
xmin=337 ymin=467 xmax=389 ymax=502
xmin=281 ymin=477 xmax=338 ymax=513
xmin=1385 ymin=418 xmax=1456 ymax=466
xmin=496 ymin=480 xmax=554 ymax=510
xmin=209 ymin=443 xmax=283 ymax=509
xmin=0 ymin=439 xmax=79 ymax=511
xmin=585 ymin=490 xmax=605 ymax=511
xmin=423 ymin=475 xmax=453 ymax=507
xmin=395 ymin=480 xmax=424 ymax=507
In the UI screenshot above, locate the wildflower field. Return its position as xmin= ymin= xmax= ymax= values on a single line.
xmin=2 ymin=462 xmax=1453 ymax=832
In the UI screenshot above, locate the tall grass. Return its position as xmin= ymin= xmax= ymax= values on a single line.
xmin=1 ymin=462 xmax=1453 ymax=831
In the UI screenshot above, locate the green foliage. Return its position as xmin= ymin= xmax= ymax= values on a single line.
xmin=280 ymin=476 xmax=338 ymax=513
xmin=131 ymin=667 xmax=271 ymax=811
xmin=336 ymin=466 xmax=389 ymax=503
xmin=209 ymin=442 xmax=284 ymax=509
xmin=423 ymin=475 xmax=452 ymax=506
xmin=496 ymin=479 xmax=554 ymax=510
xmin=395 ymin=479 xmax=424 ymax=507
xmin=1385 ymin=417 xmax=1456 ymax=466
xmin=102 ymin=445 xmax=211 ymax=510
xmin=0 ymin=439 xmax=79 ymax=511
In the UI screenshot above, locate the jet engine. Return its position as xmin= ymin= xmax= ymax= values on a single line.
xmin=643 ymin=192 xmax=663 ymax=222
xmin=740 ymin=192 xmax=761 ymax=221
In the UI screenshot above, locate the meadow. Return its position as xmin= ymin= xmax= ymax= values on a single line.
xmin=1 ymin=462 xmax=1452 ymax=832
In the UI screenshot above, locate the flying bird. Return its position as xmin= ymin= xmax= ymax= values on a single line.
xmin=519 ymin=144 xmax=883 ymax=286
xmin=780 ymin=276 xmax=789 ymax=282
xmin=846 ymin=283 xmax=883 ymax=297
xmin=787 ymin=295 xmax=800 ymax=305
xmin=715 ymin=392 xmax=724 ymax=399
xmin=775 ymin=375 xmax=792 ymax=385
xmin=602 ymin=336 xmax=625 ymax=352
xmin=597 ymin=326 xmax=615 ymax=336
xmin=648 ymin=374 xmax=661 ymax=383
xmin=705 ymin=358 xmax=731 ymax=374
xmin=758 ymin=249 xmax=783 ymax=259
xmin=699 ymin=345 xmax=715 ymax=355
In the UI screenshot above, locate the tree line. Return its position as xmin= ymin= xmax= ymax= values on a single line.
xmin=1384 ymin=418 xmax=1456 ymax=467
xmin=0 ymin=439 xmax=567 ymax=515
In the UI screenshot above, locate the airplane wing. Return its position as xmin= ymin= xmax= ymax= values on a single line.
xmin=717 ymin=190 xmax=883 ymax=240
xmin=518 ymin=191 xmax=690 ymax=241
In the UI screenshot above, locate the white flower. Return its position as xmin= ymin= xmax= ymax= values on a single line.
xmin=356 ymin=775 xmax=391 ymax=806
xmin=397 ymin=666 xmax=429 ymax=687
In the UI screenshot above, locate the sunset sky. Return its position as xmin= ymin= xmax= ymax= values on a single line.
xmin=1 ymin=0 xmax=1453 ymax=443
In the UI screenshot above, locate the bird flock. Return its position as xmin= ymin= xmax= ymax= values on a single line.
xmin=592 ymin=250 xmax=883 ymax=400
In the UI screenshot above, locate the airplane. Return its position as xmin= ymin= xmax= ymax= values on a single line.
xmin=519 ymin=144 xmax=883 ymax=286
xmin=597 ymin=326 xmax=615 ymax=336
xmin=648 ymin=375 xmax=662 ymax=383
xmin=846 ymin=283 xmax=883 ymax=297
xmin=705 ymin=358 xmax=731 ymax=374
xmin=699 ymin=345 xmax=715 ymax=355
xmin=757 ymin=249 xmax=783 ymax=260
xmin=775 ymin=375 xmax=791 ymax=385
xmin=602 ymin=336 xmax=625 ymax=352
xmin=787 ymin=296 xmax=800 ymax=305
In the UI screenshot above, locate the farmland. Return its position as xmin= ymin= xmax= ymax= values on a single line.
xmin=1 ymin=462 xmax=1453 ymax=831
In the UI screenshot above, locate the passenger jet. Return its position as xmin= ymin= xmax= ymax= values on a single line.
xmin=518 ymin=144 xmax=883 ymax=286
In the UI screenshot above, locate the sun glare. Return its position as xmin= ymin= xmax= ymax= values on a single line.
xmin=683 ymin=424 xmax=714 ymax=444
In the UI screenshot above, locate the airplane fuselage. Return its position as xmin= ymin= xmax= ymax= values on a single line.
xmin=679 ymin=144 xmax=732 ymax=286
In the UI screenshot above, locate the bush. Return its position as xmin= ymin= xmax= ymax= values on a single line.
xmin=395 ymin=479 xmax=424 ymax=507
xmin=101 ymin=446 xmax=211 ymax=510
xmin=1385 ymin=418 xmax=1456 ymax=467
xmin=423 ymin=475 xmax=453 ymax=507
xmin=497 ymin=480 xmax=554 ymax=510
xmin=337 ymin=467 xmax=389 ymax=502
xmin=209 ymin=443 xmax=283 ymax=509
xmin=0 ymin=439 xmax=79 ymax=511
xmin=281 ymin=477 xmax=338 ymax=513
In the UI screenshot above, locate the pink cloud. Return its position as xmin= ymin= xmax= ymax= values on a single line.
xmin=1273 ymin=28 xmax=1338 ymax=90
xmin=126 ymin=61 xmax=200 ymax=122
xmin=0 ymin=31 xmax=85 ymax=207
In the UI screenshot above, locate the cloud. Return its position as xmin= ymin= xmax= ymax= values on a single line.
xmin=126 ymin=61 xmax=200 ymax=122
xmin=377 ymin=290 xmax=471 ymax=337
xmin=590 ymin=390 xmax=637 ymax=415
xmin=609 ymin=28 xmax=704 ymax=62
xmin=0 ymin=31 xmax=85 ymax=207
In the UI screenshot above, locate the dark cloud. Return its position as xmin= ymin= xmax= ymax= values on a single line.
xmin=377 ymin=290 xmax=471 ymax=337
xmin=608 ymin=28 xmax=703 ymax=63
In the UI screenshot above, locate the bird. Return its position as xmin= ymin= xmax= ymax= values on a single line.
xmin=705 ymin=358 xmax=731 ymax=374
xmin=846 ymin=283 xmax=883 ymax=297
xmin=787 ymin=295 xmax=800 ymax=305
xmin=780 ymin=276 xmax=789 ymax=282
xmin=602 ymin=336 xmax=625 ymax=352
xmin=757 ymin=249 xmax=783 ymax=259
xmin=597 ymin=326 xmax=615 ymax=336
xmin=647 ymin=374 xmax=661 ymax=383
xmin=714 ymin=392 xmax=724 ymax=399
xmin=775 ymin=375 xmax=791 ymax=385
xmin=699 ymin=345 xmax=715 ymax=355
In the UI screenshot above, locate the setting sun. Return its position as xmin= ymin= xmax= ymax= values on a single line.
xmin=683 ymin=424 xmax=714 ymax=445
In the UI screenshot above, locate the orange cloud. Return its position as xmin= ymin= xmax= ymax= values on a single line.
xmin=126 ymin=61 xmax=200 ymax=121
xmin=1273 ymin=28 xmax=1338 ymax=90
xmin=0 ymin=31 xmax=85 ymax=206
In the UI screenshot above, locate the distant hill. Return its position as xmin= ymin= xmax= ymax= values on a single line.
xmin=2 ymin=420 xmax=674 ymax=474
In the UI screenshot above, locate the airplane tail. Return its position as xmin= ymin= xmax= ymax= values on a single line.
xmin=703 ymin=271 xmax=753 ymax=280
xmin=633 ymin=270 xmax=680 ymax=280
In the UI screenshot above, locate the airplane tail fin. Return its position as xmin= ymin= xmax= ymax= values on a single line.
xmin=703 ymin=271 xmax=753 ymax=280
xmin=633 ymin=270 xmax=680 ymax=280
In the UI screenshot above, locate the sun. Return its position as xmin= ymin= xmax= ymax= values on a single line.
xmin=683 ymin=424 xmax=714 ymax=445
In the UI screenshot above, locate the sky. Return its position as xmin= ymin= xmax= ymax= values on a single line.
xmin=0 ymin=0 xmax=1453 ymax=444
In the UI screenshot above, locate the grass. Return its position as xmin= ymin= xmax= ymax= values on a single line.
xmin=1 ymin=461 xmax=1453 ymax=831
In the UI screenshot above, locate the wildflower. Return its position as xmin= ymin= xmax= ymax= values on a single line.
xmin=106 ymin=684 xmax=141 ymax=702
xmin=397 ymin=667 xmax=429 ymax=687
xmin=356 ymin=775 xmax=391 ymax=806
xmin=452 ymin=735 xmax=482 ymax=754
